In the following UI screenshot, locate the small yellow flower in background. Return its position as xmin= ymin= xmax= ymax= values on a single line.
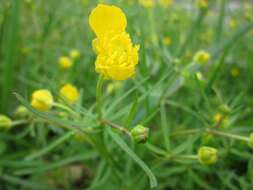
xmin=60 ymin=84 xmax=79 ymax=104
xmin=229 ymin=19 xmax=238 ymax=29
xmin=58 ymin=56 xmax=73 ymax=69
xmin=158 ymin=0 xmax=173 ymax=8
xmin=198 ymin=146 xmax=218 ymax=165
xmin=196 ymin=0 xmax=208 ymax=9
xmin=213 ymin=112 xmax=222 ymax=123
xmin=31 ymin=89 xmax=54 ymax=111
xmin=0 ymin=115 xmax=12 ymax=129
xmin=106 ymin=81 xmax=122 ymax=94
xmin=69 ymin=49 xmax=81 ymax=60
xmin=230 ymin=68 xmax=240 ymax=77
xmin=193 ymin=50 xmax=210 ymax=65
xmin=138 ymin=0 xmax=155 ymax=8
xmin=89 ymin=4 xmax=140 ymax=81
xmin=163 ymin=36 xmax=172 ymax=46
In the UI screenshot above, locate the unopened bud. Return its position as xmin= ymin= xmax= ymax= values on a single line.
xmin=0 ymin=115 xmax=12 ymax=129
xmin=130 ymin=125 xmax=149 ymax=144
xmin=198 ymin=146 xmax=217 ymax=165
xmin=14 ymin=105 xmax=29 ymax=118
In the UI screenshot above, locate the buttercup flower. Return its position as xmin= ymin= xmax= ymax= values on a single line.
xmin=159 ymin=0 xmax=173 ymax=8
xmin=198 ymin=146 xmax=218 ymax=165
xmin=163 ymin=36 xmax=172 ymax=46
xmin=58 ymin=56 xmax=73 ymax=69
xmin=196 ymin=0 xmax=208 ymax=9
xmin=60 ymin=84 xmax=79 ymax=104
xmin=89 ymin=4 xmax=140 ymax=81
xmin=69 ymin=49 xmax=81 ymax=60
xmin=31 ymin=89 xmax=54 ymax=111
xmin=193 ymin=50 xmax=210 ymax=65
xmin=138 ymin=0 xmax=155 ymax=8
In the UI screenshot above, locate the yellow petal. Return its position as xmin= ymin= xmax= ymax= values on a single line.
xmin=89 ymin=4 xmax=127 ymax=37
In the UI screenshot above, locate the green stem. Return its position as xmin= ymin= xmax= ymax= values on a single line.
xmin=96 ymin=75 xmax=104 ymax=121
xmin=52 ymin=102 xmax=77 ymax=116
xmin=206 ymin=129 xmax=249 ymax=142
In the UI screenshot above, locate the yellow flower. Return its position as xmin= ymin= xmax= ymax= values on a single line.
xmin=163 ymin=36 xmax=172 ymax=46
xmin=230 ymin=68 xmax=240 ymax=77
xmin=196 ymin=0 xmax=208 ymax=9
xmin=138 ymin=0 xmax=155 ymax=8
xmin=31 ymin=89 xmax=54 ymax=111
xmin=193 ymin=50 xmax=210 ymax=65
xmin=89 ymin=4 xmax=140 ymax=81
xmin=69 ymin=49 xmax=81 ymax=60
xmin=159 ymin=0 xmax=173 ymax=8
xmin=213 ymin=112 xmax=222 ymax=123
xmin=58 ymin=56 xmax=73 ymax=69
xmin=60 ymin=84 xmax=79 ymax=104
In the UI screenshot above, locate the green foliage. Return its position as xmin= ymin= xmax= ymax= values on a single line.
xmin=0 ymin=0 xmax=253 ymax=189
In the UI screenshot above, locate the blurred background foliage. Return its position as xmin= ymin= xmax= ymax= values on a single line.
xmin=0 ymin=0 xmax=253 ymax=189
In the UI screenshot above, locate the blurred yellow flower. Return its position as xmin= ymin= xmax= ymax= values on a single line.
xmin=229 ymin=19 xmax=238 ymax=29
xmin=213 ymin=112 xmax=222 ymax=123
xmin=69 ymin=49 xmax=81 ymax=60
xmin=89 ymin=4 xmax=140 ymax=81
xmin=230 ymin=68 xmax=240 ymax=77
xmin=31 ymin=90 xmax=54 ymax=111
xmin=193 ymin=50 xmax=210 ymax=65
xmin=163 ymin=36 xmax=172 ymax=46
xmin=196 ymin=0 xmax=208 ymax=9
xmin=159 ymin=0 xmax=173 ymax=8
xmin=60 ymin=84 xmax=79 ymax=104
xmin=58 ymin=56 xmax=73 ymax=69
xmin=138 ymin=0 xmax=155 ymax=8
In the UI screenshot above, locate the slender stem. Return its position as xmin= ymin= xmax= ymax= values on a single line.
xmin=11 ymin=120 xmax=27 ymax=127
xmin=172 ymin=155 xmax=198 ymax=160
xmin=96 ymin=75 xmax=104 ymax=121
xmin=52 ymin=102 xmax=78 ymax=116
xmin=101 ymin=119 xmax=130 ymax=136
xmin=206 ymin=129 xmax=249 ymax=142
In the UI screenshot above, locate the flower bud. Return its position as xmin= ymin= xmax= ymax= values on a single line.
xmin=198 ymin=146 xmax=218 ymax=165
xmin=0 ymin=115 xmax=12 ymax=129
xmin=193 ymin=50 xmax=210 ymax=65
xmin=248 ymin=133 xmax=253 ymax=149
xmin=31 ymin=89 xmax=54 ymax=111
xmin=14 ymin=105 xmax=29 ymax=118
xmin=130 ymin=125 xmax=149 ymax=144
xmin=69 ymin=49 xmax=81 ymax=60
xmin=58 ymin=56 xmax=73 ymax=69
xmin=60 ymin=83 xmax=79 ymax=104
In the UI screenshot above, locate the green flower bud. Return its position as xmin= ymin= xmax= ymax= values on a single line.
xmin=14 ymin=105 xmax=29 ymax=118
xmin=0 ymin=115 xmax=12 ymax=129
xmin=198 ymin=146 xmax=218 ymax=165
xmin=130 ymin=125 xmax=149 ymax=144
xmin=248 ymin=133 xmax=253 ymax=149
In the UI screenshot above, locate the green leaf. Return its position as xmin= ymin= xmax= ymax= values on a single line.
xmin=107 ymin=128 xmax=157 ymax=188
